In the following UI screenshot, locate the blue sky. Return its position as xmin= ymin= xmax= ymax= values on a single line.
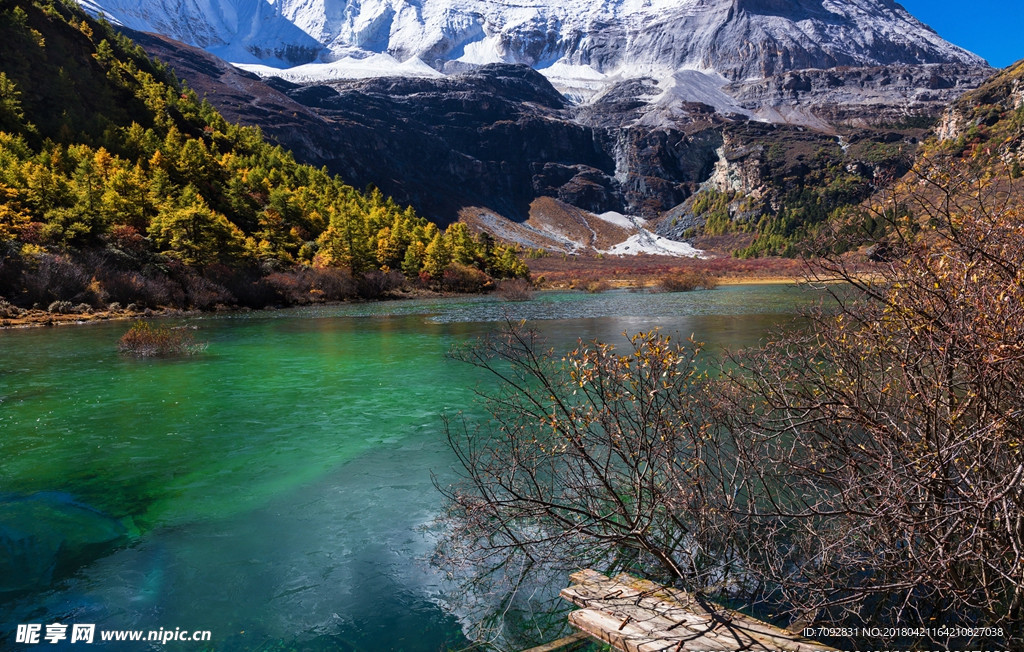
xmin=898 ymin=0 xmax=1023 ymax=68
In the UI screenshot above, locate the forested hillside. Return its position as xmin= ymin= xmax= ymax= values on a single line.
xmin=724 ymin=59 xmax=1024 ymax=259
xmin=931 ymin=59 xmax=1024 ymax=170
xmin=0 ymin=0 xmax=526 ymax=316
xmin=842 ymin=58 xmax=1024 ymax=255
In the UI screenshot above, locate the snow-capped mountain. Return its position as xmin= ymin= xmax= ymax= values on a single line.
xmin=79 ymin=0 xmax=985 ymax=84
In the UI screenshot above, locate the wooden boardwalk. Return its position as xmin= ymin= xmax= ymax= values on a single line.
xmin=558 ymin=570 xmax=838 ymax=652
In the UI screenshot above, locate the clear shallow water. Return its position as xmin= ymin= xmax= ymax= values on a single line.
xmin=0 ymin=285 xmax=824 ymax=651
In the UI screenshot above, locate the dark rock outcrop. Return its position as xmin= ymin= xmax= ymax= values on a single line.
xmin=0 ymin=492 xmax=126 ymax=594
xmin=128 ymin=35 xmax=727 ymax=224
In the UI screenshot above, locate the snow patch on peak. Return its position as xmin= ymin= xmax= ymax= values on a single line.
xmin=452 ymin=34 xmax=505 ymax=66
xmin=536 ymin=61 xmax=608 ymax=101
xmin=654 ymin=71 xmax=751 ymax=115
xmin=78 ymin=0 xmax=324 ymax=66
xmin=593 ymin=212 xmax=705 ymax=259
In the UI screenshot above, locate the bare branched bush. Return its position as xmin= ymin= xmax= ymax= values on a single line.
xmin=434 ymin=326 xmax=741 ymax=646
xmin=47 ymin=300 xmax=74 ymax=314
xmin=266 ymin=267 xmax=354 ymax=304
xmin=357 ymin=269 xmax=405 ymax=299
xmin=313 ymin=268 xmax=358 ymax=301
xmin=183 ymin=273 xmax=232 ymax=310
xmin=440 ymin=263 xmax=491 ymax=293
xmin=720 ymin=162 xmax=1024 ymax=646
xmin=96 ymin=269 xmax=173 ymax=308
xmin=0 ymin=299 xmax=22 ymax=318
xmin=21 ymin=254 xmax=91 ymax=305
xmin=583 ymin=279 xmax=611 ymax=293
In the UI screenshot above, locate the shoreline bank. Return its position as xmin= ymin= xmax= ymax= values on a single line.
xmin=0 ymin=280 xmax=804 ymax=330
xmin=1 ymin=255 xmax=867 ymax=330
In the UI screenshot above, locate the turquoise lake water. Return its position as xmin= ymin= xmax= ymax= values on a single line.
xmin=0 ymin=285 xmax=825 ymax=650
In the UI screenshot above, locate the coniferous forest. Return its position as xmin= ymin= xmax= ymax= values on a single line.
xmin=0 ymin=0 xmax=528 ymax=316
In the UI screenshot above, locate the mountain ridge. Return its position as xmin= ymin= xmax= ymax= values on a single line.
xmin=77 ymin=0 xmax=987 ymax=89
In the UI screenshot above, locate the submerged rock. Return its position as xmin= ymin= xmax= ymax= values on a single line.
xmin=0 ymin=492 xmax=126 ymax=594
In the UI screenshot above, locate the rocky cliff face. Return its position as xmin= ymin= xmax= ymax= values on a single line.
xmin=259 ymin=63 xmax=985 ymax=226
xmin=930 ymin=60 xmax=1024 ymax=187
xmin=279 ymin=65 xmax=622 ymax=221
xmin=728 ymin=63 xmax=994 ymax=129
xmin=936 ymin=60 xmax=1024 ymax=144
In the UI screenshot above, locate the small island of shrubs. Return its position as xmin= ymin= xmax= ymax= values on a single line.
xmin=117 ymin=321 xmax=206 ymax=357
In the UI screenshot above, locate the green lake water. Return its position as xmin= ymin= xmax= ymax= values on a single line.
xmin=0 ymin=285 xmax=825 ymax=650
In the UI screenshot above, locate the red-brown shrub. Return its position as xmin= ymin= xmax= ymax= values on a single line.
xmin=441 ymin=263 xmax=491 ymax=293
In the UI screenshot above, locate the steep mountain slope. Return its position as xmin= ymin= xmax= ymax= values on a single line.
xmin=934 ymin=58 xmax=1024 ymax=159
xmin=826 ymin=60 xmax=1024 ymax=275
xmin=118 ymin=27 xmax=346 ymax=166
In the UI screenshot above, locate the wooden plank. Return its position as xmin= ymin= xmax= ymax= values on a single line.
xmin=519 ymin=631 xmax=591 ymax=652
xmin=565 ymin=586 xmax=759 ymax=651
xmin=561 ymin=582 xmax=714 ymax=631
xmin=569 ymin=608 xmax=738 ymax=652
xmin=560 ymin=571 xmax=838 ymax=652
xmin=569 ymin=568 xmax=610 ymax=585
xmin=561 ymin=574 xmax=713 ymax=629
xmin=612 ymin=574 xmax=830 ymax=652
